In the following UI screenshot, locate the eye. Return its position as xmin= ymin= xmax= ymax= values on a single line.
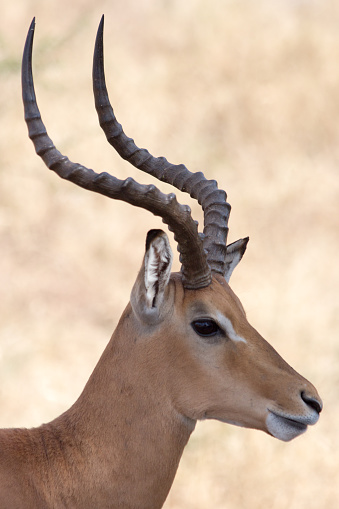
xmin=191 ymin=319 xmax=221 ymax=337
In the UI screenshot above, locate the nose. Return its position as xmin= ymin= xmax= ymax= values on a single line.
xmin=301 ymin=391 xmax=323 ymax=414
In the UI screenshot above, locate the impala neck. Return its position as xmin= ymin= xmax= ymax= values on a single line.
xmin=47 ymin=304 xmax=195 ymax=509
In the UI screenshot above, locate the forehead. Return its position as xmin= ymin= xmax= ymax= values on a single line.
xmin=173 ymin=273 xmax=246 ymax=318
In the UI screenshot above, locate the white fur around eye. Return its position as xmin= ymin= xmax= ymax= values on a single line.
xmin=215 ymin=312 xmax=247 ymax=343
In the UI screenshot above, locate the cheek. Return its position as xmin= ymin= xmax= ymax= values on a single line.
xmin=198 ymin=346 xmax=254 ymax=401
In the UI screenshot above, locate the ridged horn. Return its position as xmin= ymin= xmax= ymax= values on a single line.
xmin=93 ymin=15 xmax=231 ymax=276
xmin=22 ymin=18 xmax=212 ymax=289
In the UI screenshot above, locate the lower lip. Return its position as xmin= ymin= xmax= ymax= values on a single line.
xmin=283 ymin=417 xmax=307 ymax=432
xmin=271 ymin=412 xmax=308 ymax=432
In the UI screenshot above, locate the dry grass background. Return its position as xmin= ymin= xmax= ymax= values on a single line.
xmin=0 ymin=0 xmax=338 ymax=507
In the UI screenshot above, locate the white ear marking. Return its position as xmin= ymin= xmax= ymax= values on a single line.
xmin=144 ymin=230 xmax=172 ymax=308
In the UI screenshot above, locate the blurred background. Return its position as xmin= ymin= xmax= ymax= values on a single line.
xmin=0 ymin=0 xmax=338 ymax=507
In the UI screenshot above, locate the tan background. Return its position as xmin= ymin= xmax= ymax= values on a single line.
xmin=0 ymin=0 xmax=338 ymax=507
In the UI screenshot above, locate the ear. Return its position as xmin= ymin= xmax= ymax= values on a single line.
xmin=130 ymin=229 xmax=173 ymax=324
xmin=224 ymin=237 xmax=249 ymax=283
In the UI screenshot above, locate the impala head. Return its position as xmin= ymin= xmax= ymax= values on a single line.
xmin=22 ymin=16 xmax=322 ymax=442
xmin=129 ymin=230 xmax=322 ymax=442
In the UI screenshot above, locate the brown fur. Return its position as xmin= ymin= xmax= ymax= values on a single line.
xmin=0 ymin=272 xmax=321 ymax=508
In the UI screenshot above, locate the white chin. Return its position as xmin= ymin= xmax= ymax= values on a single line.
xmin=266 ymin=412 xmax=308 ymax=442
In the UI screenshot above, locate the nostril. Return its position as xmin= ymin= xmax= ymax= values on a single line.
xmin=301 ymin=391 xmax=323 ymax=414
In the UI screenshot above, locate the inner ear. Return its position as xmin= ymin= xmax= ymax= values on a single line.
xmin=224 ymin=237 xmax=249 ymax=283
xmin=144 ymin=229 xmax=173 ymax=308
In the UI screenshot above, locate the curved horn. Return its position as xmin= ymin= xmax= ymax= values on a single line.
xmin=22 ymin=18 xmax=211 ymax=289
xmin=93 ymin=15 xmax=231 ymax=276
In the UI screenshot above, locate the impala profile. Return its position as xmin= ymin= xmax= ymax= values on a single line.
xmin=0 ymin=16 xmax=322 ymax=508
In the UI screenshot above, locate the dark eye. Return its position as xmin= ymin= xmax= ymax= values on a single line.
xmin=191 ymin=319 xmax=221 ymax=337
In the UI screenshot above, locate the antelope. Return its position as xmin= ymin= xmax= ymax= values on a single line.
xmin=0 ymin=16 xmax=322 ymax=509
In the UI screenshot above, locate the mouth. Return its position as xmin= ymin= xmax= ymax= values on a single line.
xmin=266 ymin=410 xmax=316 ymax=442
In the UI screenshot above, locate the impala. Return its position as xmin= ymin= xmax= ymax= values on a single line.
xmin=0 ymin=16 xmax=322 ymax=509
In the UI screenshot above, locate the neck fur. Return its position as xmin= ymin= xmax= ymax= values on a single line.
xmin=42 ymin=304 xmax=195 ymax=508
